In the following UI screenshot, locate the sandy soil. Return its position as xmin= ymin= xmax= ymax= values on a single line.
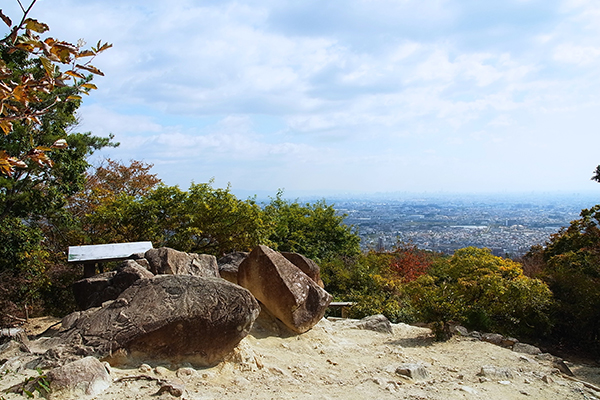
xmin=3 ymin=316 xmax=600 ymax=400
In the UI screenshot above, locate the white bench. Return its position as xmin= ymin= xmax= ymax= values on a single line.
xmin=68 ymin=241 xmax=153 ymax=277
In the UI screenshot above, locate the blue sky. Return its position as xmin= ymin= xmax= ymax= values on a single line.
xmin=3 ymin=0 xmax=600 ymax=197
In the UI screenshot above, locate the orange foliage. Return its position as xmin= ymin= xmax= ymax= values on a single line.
xmin=384 ymin=244 xmax=436 ymax=283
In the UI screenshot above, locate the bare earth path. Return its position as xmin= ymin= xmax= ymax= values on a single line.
xmin=3 ymin=316 xmax=600 ymax=399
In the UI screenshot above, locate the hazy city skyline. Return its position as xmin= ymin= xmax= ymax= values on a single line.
xmin=3 ymin=1 xmax=600 ymax=196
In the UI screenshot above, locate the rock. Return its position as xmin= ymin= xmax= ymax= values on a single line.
xmin=72 ymin=271 xmax=117 ymax=310
xmin=482 ymin=333 xmax=505 ymax=346
xmin=460 ymin=385 xmax=478 ymax=394
xmin=354 ymin=314 xmax=393 ymax=334
xmin=450 ymin=325 xmax=469 ymax=336
xmin=111 ymin=260 xmax=155 ymax=292
xmin=395 ymin=363 xmax=429 ymax=381
xmin=477 ymin=365 xmax=513 ymax=380
xmin=155 ymin=380 xmax=185 ymax=397
xmin=238 ymin=245 xmax=332 ymax=333
xmin=145 ymin=247 xmax=219 ymax=277
xmin=72 ymin=260 xmax=154 ymax=310
xmin=45 ymin=356 xmax=112 ymax=400
xmin=554 ymin=359 xmax=575 ymax=376
xmin=61 ymin=275 xmax=260 ymax=367
xmin=281 ymin=252 xmax=324 ymax=287
xmin=513 ymin=342 xmax=542 ymax=355
xmin=217 ymin=252 xmax=249 ymax=283
xmin=536 ymin=353 xmax=559 ymax=362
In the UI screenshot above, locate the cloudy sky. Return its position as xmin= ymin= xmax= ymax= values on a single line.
xmin=4 ymin=0 xmax=600 ymax=197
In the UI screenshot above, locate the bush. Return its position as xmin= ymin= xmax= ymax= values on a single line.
xmin=406 ymin=247 xmax=553 ymax=339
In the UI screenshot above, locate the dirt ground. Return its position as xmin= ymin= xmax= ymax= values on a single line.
xmin=3 ymin=315 xmax=600 ymax=400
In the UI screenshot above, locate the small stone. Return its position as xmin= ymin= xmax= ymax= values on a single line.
xmin=139 ymin=364 xmax=152 ymax=373
xmin=452 ymin=325 xmax=469 ymax=336
xmin=396 ymin=363 xmax=429 ymax=381
xmin=460 ymin=385 xmax=478 ymax=394
xmin=499 ymin=380 xmax=511 ymax=385
xmin=513 ymin=343 xmax=542 ymax=355
xmin=176 ymin=367 xmax=196 ymax=379
xmin=155 ymin=366 xmax=170 ymax=376
xmin=482 ymin=333 xmax=505 ymax=346
xmin=542 ymin=375 xmax=553 ymax=384
xmin=478 ymin=366 xmax=513 ymax=380
xmin=155 ymin=380 xmax=185 ymax=397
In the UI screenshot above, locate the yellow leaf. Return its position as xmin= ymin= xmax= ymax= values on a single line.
xmin=0 ymin=120 xmax=13 ymax=135
xmin=67 ymin=95 xmax=82 ymax=101
xmin=40 ymin=57 xmax=54 ymax=77
xmin=76 ymin=50 xmax=95 ymax=58
xmin=98 ymin=42 xmax=113 ymax=53
xmin=81 ymin=83 xmax=97 ymax=90
xmin=64 ymin=70 xmax=85 ymax=79
xmin=24 ymin=18 xmax=49 ymax=33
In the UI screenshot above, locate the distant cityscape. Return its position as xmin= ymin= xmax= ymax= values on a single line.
xmin=328 ymin=192 xmax=600 ymax=257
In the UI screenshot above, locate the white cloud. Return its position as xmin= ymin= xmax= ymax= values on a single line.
xmin=553 ymin=44 xmax=600 ymax=65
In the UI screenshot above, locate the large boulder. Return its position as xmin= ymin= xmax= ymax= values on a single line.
xmin=238 ymin=245 xmax=332 ymax=334
xmin=144 ymin=247 xmax=219 ymax=277
xmin=281 ymin=251 xmax=324 ymax=288
xmin=217 ymin=251 xmax=249 ymax=284
xmin=61 ymin=275 xmax=260 ymax=367
xmin=72 ymin=260 xmax=154 ymax=310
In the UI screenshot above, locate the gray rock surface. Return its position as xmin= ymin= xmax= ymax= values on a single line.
xmin=354 ymin=314 xmax=393 ymax=334
xmin=145 ymin=247 xmax=219 ymax=277
xmin=72 ymin=260 xmax=154 ymax=310
xmin=513 ymin=342 xmax=542 ymax=355
xmin=45 ymin=356 xmax=112 ymax=400
xmin=217 ymin=251 xmax=249 ymax=283
xmin=61 ymin=275 xmax=260 ymax=367
xmin=281 ymin=252 xmax=324 ymax=288
xmin=395 ymin=363 xmax=430 ymax=381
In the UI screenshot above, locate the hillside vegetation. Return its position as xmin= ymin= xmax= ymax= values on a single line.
xmin=2 ymin=2 xmax=599 ymax=360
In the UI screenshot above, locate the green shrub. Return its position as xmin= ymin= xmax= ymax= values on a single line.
xmin=406 ymin=247 xmax=553 ymax=339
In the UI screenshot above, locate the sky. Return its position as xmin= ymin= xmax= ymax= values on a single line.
xmin=3 ymin=0 xmax=600 ymax=198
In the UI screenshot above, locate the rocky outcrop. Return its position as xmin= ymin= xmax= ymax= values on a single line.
xmin=217 ymin=251 xmax=249 ymax=284
xmin=281 ymin=251 xmax=324 ymax=288
xmin=72 ymin=260 xmax=154 ymax=310
xmin=62 ymin=275 xmax=260 ymax=367
xmin=144 ymin=247 xmax=219 ymax=277
xmin=238 ymin=245 xmax=332 ymax=334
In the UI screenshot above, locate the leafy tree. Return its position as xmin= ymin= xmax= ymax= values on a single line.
xmin=60 ymin=159 xmax=161 ymax=246
xmin=264 ymin=192 xmax=361 ymax=262
xmin=536 ymin=205 xmax=600 ymax=347
xmin=406 ymin=247 xmax=553 ymax=339
xmin=0 ymin=1 xmax=113 ymax=321
xmin=1 ymin=0 xmax=111 ymax=175
xmin=81 ymin=181 xmax=271 ymax=256
xmin=383 ymin=243 xmax=436 ymax=283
